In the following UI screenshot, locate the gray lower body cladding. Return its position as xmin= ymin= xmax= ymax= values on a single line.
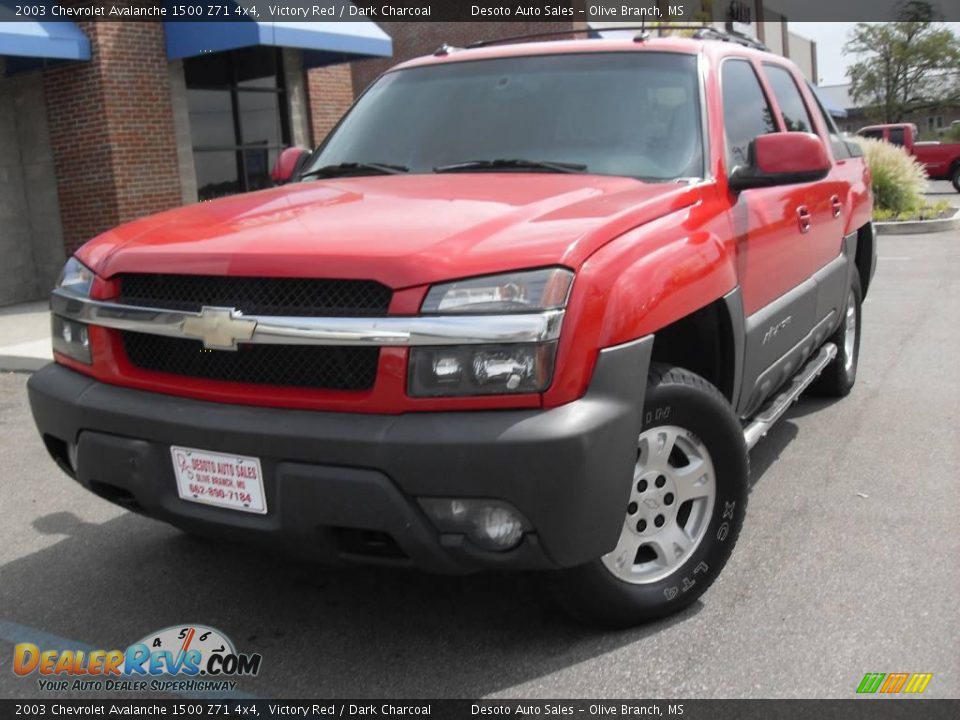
xmin=27 ymin=337 xmax=653 ymax=573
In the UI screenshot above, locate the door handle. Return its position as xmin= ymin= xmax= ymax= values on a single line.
xmin=830 ymin=195 xmax=843 ymax=218
xmin=797 ymin=206 xmax=812 ymax=234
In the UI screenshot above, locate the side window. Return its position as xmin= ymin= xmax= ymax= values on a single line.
xmin=721 ymin=60 xmax=777 ymax=170
xmin=808 ymin=84 xmax=850 ymax=159
xmin=889 ymin=128 xmax=905 ymax=146
xmin=763 ymin=64 xmax=815 ymax=133
xmin=860 ymin=129 xmax=883 ymax=140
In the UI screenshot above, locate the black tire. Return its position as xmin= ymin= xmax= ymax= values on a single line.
xmin=810 ymin=273 xmax=862 ymax=397
xmin=550 ymin=365 xmax=749 ymax=628
xmin=952 ymin=165 xmax=960 ymax=193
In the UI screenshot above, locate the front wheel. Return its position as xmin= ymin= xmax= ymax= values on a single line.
xmin=551 ymin=365 xmax=748 ymax=627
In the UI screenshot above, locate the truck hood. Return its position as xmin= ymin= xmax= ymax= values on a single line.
xmin=80 ymin=174 xmax=700 ymax=289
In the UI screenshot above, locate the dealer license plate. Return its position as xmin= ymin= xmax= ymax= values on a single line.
xmin=170 ymin=446 xmax=267 ymax=514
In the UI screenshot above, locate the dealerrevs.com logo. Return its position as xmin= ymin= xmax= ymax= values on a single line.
xmin=13 ymin=624 xmax=262 ymax=694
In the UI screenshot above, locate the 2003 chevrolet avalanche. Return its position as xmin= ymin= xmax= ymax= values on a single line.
xmin=29 ymin=32 xmax=874 ymax=626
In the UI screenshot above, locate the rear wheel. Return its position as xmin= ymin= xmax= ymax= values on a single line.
xmin=810 ymin=274 xmax=862 ymax=397
xmin=952 ymin=165 xmax=960 ymax=193
xmin=551 ymin=365 xmax=748 ymax=627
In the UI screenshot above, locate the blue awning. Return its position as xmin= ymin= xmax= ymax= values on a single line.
xmin=0 ymin=21 xmax=90 ymax=61
xmin=165 ymin=20 xmax=391 ymax=68
xmin=811 ymin=84 xmax=848 ymax=119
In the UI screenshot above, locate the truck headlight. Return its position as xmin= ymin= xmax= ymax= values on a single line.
xmin=409 ymin=342 xmax=557 ymax=397
xmin=410 ymin=268 xmax=572 ymax=397
xmin=52 ymin=257 xmax=94 ymax=364
xmin=421 ymin=267 xmax=573 ymax=314
xmin=56 ymin=256 xmax=95 ymax=297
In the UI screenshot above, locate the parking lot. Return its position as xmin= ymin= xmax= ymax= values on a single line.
xmin=1 ymin=221 xmax=958 ymax=700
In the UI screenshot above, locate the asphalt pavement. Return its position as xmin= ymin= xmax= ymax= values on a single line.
xmin=926 ymin=179 xmax=960 ymax=208
xmin=0 ymin=226 xmax=957 ymax=700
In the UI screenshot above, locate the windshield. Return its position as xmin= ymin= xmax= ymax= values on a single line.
xmin=304 ymin=52 xmax=704 ymax=182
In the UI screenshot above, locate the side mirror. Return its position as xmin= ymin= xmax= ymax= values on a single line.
xmin=729 ymin=132 xmax=831 ymax=192
xmin=271 ymin=147 xmax=311 ymax=185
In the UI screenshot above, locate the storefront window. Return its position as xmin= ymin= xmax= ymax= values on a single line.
xmin=185 ymin=47 xmax=290 ymax=201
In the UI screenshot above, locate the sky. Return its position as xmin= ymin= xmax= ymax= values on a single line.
xmin=790 ymin=22 xmax=960 ymax=86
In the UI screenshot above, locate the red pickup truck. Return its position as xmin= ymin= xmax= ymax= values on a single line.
xmin=859 ymin=122 xmax=960 ymax=191
xmin=28 ymin=33 xmax=874 ymax=627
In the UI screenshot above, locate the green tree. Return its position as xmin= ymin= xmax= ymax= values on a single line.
xmin=844 ymin=3 xmax=960 ymax=123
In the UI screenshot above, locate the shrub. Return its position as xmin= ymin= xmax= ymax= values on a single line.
xmin=872 ymin=200 xmax=953 ymax=222
xmin=944 ymin=123 xmax=960 ymax=142
xmin=853 ymin=136 xmax=928 ymax=214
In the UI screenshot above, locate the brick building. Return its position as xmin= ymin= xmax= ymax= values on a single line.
xmin=1 ymin=4 xmax=812 ymax=307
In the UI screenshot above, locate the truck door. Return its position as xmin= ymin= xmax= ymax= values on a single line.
xmin=721 ymin=59 xmax=817 ymax=313
xmin=761 ymin=63 xmax=845 ymax=285
xmin=720 ymin=58 xmax=821 ymax=415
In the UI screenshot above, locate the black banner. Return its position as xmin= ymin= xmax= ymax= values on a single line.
xmin=1 ymin=700 xmax=959 ymax=719
xmin=2 ymin=0 xmax=960 ymax=23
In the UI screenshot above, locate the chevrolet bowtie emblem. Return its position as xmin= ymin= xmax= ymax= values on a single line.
xmin=181 ymin=306 xmax=257 ymax=351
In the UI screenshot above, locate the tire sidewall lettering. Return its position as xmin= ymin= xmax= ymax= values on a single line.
xmin=644 ymin=405 xmax=671 ymax=426
xmin=640 ymin=404 xmax=744 ymax=602
xmin=564 ymin=366 xmax=750 ymax=626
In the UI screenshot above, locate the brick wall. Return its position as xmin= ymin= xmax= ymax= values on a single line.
xmin=304 ymin=20 xmax=579 ymax=147
xmin=43 ymin=19 xmax=181 ymax=254
xmin=306 ymin=64 xmax=355 ymax=146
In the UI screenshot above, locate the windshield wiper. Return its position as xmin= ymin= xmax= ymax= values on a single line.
xmin=433 ymin=158 xmax=586 ymax=174
xmin=300 ymin=162 xmax=409 ymax=179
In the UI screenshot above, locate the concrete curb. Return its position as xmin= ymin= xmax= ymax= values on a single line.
xmin=875 ymin=208 xmax=960 ymax=235
xmin=0 ymin=356 xmax=50 ymax=373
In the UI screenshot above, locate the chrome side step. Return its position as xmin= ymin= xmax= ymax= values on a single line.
xmin=743 ymin=343 xmax=837 ymax=451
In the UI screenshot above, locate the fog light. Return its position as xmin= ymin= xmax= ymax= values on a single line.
xmin=419 ymin=498 xmax=530 ymax=552
xmin=51 ymin=315 xmax=91 ymax=365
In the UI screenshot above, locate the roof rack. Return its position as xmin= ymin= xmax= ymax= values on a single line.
xmin=459 ymin=23 xmax=768 ymax=51
xmin=690 ymin=26 xmax=768 ymax=51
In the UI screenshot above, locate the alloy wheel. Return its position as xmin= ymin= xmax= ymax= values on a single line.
xmin=843 ymin=290 xmax=857 ymax=373
xmin=601 ymin=425 xmax=716 ymax=584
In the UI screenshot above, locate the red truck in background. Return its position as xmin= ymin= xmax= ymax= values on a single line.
xmin=29 ymin=31 xmax=874 ymax=627
xmin=859 ymin=123 xmax=960 ymax=191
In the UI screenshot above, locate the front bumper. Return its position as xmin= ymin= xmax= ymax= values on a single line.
xmin=27 ymin=337 xmax=651 ymax=573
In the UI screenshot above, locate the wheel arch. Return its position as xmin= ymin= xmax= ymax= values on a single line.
xmin=854 ymin=222 xmax=876 ymax=300
xmin=545 ymin=203 xmax=740 ymax=408
xmin=648 ymin=290 xmax=744 ymax=405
